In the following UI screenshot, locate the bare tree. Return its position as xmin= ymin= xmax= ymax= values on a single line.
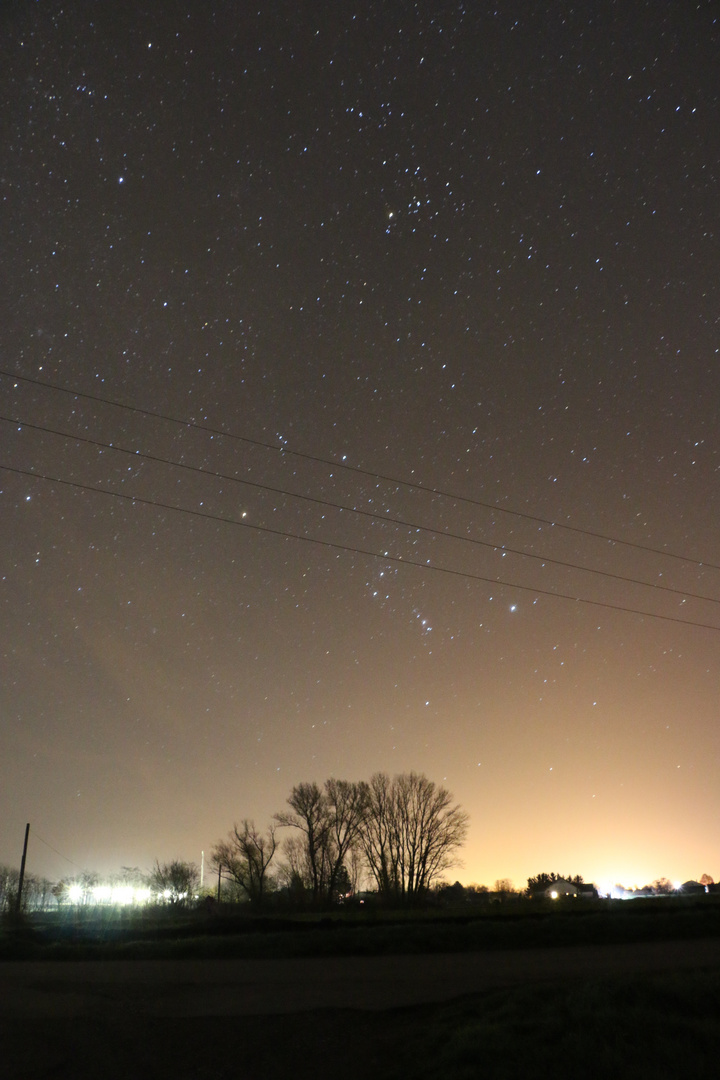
xmin=275 ymin=834 xmax=311 ymax=903
xmin=212 ymin=820 xmax=278 ymax=906
xmin=115 ymin=866 xmax=147 ymax=888
xmin=23 ymin=874 xmax=55 ymax=911
xmin=361 ymin=771 xmax=399 ymax=898
xmin=493 ymin=878 xmax=515 ymax=899
xmin=652 ymin=877 xmax=675 ymax=895
xmin=276 ymin=781 xmax=329 ymax=904
xmin=276 ymin=779 xmax=368 ymax=906
xmin=324 ymin=778 xmax=369 ymax=901
xmin=148 ymin=859 xmax=200 ymax=906
xmin=0 ymin=865 xmax=19 ymax=913
xmin=346 ymin=841 xmax=366 ymax=895
xmin=361 ymin=772 xmax=469 ymax=905
xmin=51 ymin=881 xmax=67 ymax=907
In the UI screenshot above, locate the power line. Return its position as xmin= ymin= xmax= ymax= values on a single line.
xmin=2 ymin=367 xmax=716 ymax=573
xmin=31 ymin=830 xmax=94 ymax=875
xmin=3 ymin=412 xmax=718 ymax=608
xmin=3 ymin=461 xmax=719 ymax=633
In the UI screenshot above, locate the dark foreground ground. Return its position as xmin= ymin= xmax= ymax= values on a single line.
xmin=2 ymin=939 xmax=720 ymax=1079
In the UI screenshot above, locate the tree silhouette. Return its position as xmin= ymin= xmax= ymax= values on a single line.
xmin=276 ymin=779 xmax=368 ymax=906
xmin=148 ymin=859 xmax=200 ymax=905
xmin=361 ymin=772 xmax=469 ymax=905
xmin=212 ymin=821 xmax=278 ymax=906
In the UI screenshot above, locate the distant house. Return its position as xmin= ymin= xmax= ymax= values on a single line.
xmin=545 ymin=879 xmax=597 ymax=900
xmin=680 ymin=880 xmax=707 ymax=896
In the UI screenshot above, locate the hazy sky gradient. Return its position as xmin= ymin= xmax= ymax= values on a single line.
xmin=2 ymin=1 xmax=719 ymax=892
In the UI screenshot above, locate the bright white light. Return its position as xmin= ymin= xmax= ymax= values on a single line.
xmin=65 ymin=882 xmax=154 ymax=907
xmin=550 ymin=890 xmax=558 ymax=899
xmin=110 ymin=885 xmax=135 ymax=906
xmin=597 ymin=881 xmax=624 ymax=899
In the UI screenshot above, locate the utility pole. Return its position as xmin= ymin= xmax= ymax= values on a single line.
xmin=16 ymin=823 xmax=30 ymax=914
xmin=200 ymin=849 xmax=204 ymax=890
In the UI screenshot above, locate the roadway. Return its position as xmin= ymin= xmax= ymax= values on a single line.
xmin=2 ymin=937 xmax=720 ymax=1017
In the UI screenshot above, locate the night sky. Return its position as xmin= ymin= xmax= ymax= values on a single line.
xmin=2 ymin=1 xmax=719 ymax=893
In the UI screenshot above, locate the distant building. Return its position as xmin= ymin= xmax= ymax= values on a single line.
xmin=545 ymin=879 xmax=597 ymax=900
xmin=680 ymin=880 xmax=707 ymax=896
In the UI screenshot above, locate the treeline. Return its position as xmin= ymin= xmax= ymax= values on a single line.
xmin=526 ymin=872 xmax=587 ymax=894
xmin=212 ymin=771 xmax=469 ymax=909
xmin=2 ymin=771 xmax=469 ymax=914
xmin=0 ymin=864 xmax=55 ymax=914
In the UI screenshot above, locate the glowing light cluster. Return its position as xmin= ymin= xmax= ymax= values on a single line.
xmin=65 ymin=883 xmax=153 ymax=906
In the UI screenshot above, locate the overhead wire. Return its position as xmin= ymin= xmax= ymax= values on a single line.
xmin=2 ymin=411 xmax=718 ymax=608
xmin=3 ymin=461 xmax=720 ymax=633
xmin=2 ymin=367 xmax=717 ymax=572
xmin=31 ymin=830 xmax=95 ymax=875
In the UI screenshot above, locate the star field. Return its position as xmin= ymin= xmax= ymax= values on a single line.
xmin=1 ymin=1 xmax=719 ymax=890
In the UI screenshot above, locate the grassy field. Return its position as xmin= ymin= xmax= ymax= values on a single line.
xmin=3 ymin=901 xmax=720 ymax=1077
xmin=416 ymin=968 xmax=720 ymax=1078
xmin=3 ymin=894 xmax=720 ymax=961
xmin=3 ymin=967 xmax=720 ymax=1078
